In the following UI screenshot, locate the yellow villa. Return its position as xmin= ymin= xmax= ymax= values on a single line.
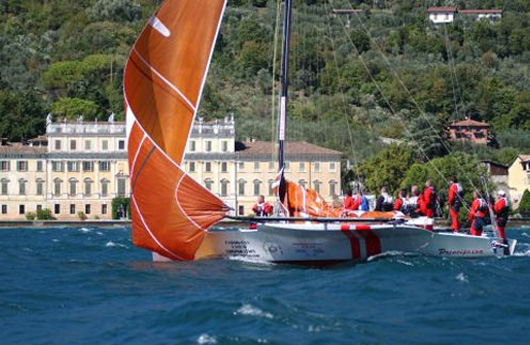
xmin=507 ymin=154 xmax=530 ymax=207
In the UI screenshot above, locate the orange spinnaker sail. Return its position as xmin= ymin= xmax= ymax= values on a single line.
xmin=125 ymin=0 xmax=229 ymax=260
xmin=284 ymin=181 xmax=342 ymax=217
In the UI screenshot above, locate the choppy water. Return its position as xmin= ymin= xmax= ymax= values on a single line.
xmin=1 ymin=227 xmax=530 ymax=345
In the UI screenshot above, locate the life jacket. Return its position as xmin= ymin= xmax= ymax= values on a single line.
xmin=497 ymin=197 xmax=510 ymax=219
xmin=404 ymin=196 xmax=419 ymax=215
xmin=425 ymin=187 xmax=437 ymax=210
xmin=382 ymin=193 xmax=394 ymax=211
xmin=475 ymin=198 xmax=488 ymax=218
xmin=451 ymin=183 xmax=464 ymax=207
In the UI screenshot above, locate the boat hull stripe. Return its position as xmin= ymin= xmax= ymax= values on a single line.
xmin=340 ymin=224 xmax=361 ymax=260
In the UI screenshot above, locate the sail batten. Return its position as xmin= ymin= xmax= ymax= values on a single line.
xmin=125 ymin=0 xmax=229 ymax=261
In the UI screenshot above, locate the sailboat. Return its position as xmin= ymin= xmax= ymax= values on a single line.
xmin=124 ymin=0 xmax=516 ymax=264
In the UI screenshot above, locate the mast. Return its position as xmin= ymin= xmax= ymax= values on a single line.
xmin=278 ymin=0 xmax=293 ymax=204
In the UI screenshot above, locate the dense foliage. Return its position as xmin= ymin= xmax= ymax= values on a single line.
xmin=519 ymin=189 xmax=530 ymax=214
xmin=1 ymin=0 xmax=530 ymax=191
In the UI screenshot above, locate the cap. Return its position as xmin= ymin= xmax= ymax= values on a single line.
xmin=497 ymin=190 xmax=506 ymax=196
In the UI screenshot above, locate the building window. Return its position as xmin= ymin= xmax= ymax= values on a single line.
xmin=67 ymin=161 xmax=79 ymax=172
xmin=36 ymin=180 xmax=44 ymax=196
xmin=238 ymin=179 xmax=246 ymax=196
xmin=83 ymin=161 xmax=94 ymax=172
xmin=1 ymin=179 xmax=8 ymax=195
xmin=69 ymin=179 xmax=77 ymax=196
xmin=205 ymin=141 xmax=212 ymax=152
xmin=70 ymin=204 xmax=76 ymax=215
xmin=36 ymin=205 xmax=42 ymax=212
xmin=85 ymin=204 xmax=91 ymax=215
xmin=314 ymin=162 xmax=321 ymax=172
xmin=329 ymin=162 xmax=336 ymax=172
xmin=17 ymin=161 xmax=28 ymax=172
xmin=329 ymin=180 xmax=337 ymax=196
xmin=238 ymin=205 xmax=245 ymax=216
xmin=189 ymin=141 xmax=196 ymax=152
xmin=70 ymin=140 xmax=77 ymax=151
xmin=52 ymin=161 xmax=63 ymax=172
xmin=118 ymin=140 xmax=125 ymax=150
xmin=254 ymin=162 xmax=260 ymax=171
xmin=188 ymin=161 xmax=196 ymax=172
xmin=222 ymin=141 xmax=228 ymax=152
xmin=205 ymin=162 xmax=212 ymax=172
xmin=54 ymin=140 xmax=61 ymax=150
xmin=253 ymin=179 xmax=261 ymax=196
xmin=102 ymin=140 xmax=109 ymax=151
xmin=18 ymin=179 xmax=26 ymax=195
xmin=1 ymin=205 xmax=7 ymax=214
xmin=54 ymin=204 xmax=60 ymax=215
xmin=268 ymin=179 xmax=274 ymax=196
xmin=221 ymin=180 xmax=229 ymax=197
xmin=117 ymin=179 xmax=126 ymax=197
xmin=36 ymin=161 xmax=43 ymax=172
xmin=269 ymin=161 xmax=275 ymax=172
xmin=102 ymin=204 xmax=108 ymax=215
xmin=299 ymin=162 xmax=305 ymax=172
xmin=221 ymin=162 xmax=228 ymax=173
xmin=313 ymin=180 xmax=322 ymax=194
xmin=299 ymin=179 xmax=307 ymax=188
xmin=85 ymin=140 xmax=92 ymax=151
xmin=84 ymin=179 xmax=93 ymax=196
xmin=0 ymin=160 xmax=9 ymax=172
xmin=101 ymin=179 xmax=109 ymax=197
xmin=99 ymin=161 xmax=110 ymax=172
xmin=54 ymin=179 xmax=62 ymax=196
xmin=238 ymin=162 xmax=245 ymax=170
xmin=204 ymin=178 xmax=213 ymax=191
xmin=285 ymin=161 xmax=290 ymax=171
xmin=19 ymin=205 xmax=25 ymax=215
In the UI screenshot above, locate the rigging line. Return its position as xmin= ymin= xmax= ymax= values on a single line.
xmin=329 ymin=0 xmax=471 ymax=211
xmin=321 ymin=5 xmax=357 ymax=173
xmin=346 ymin=2 xmax=481 ymax=196
xmin=271 ymin=0 xmax=282 ymax=160
xmin=442 ymin=23 xmax=461 ymax=121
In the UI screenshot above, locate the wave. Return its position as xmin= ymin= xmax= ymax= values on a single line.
xmin=105 ymin=241 xmax=128 ymax=248
xmin=197 ymin=334 xmax=217 ymax=344
xmin=234 ymin=304 xmax=274 ymax=319
xmin=455 ymin=272 xmax=469 ymax=283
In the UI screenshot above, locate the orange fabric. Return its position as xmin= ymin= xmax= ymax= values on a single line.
xmin=468 ymin=199 xmax=488 ymax=220
xmin=284 ymin=181 xmax=341 ymax=217
xmin=125 ymin=0 xmax=229 ymax=260
xmin=449 ymin=208 xmax=459 ymax=231
xmin=343 ymin=196 xmax=355 ymax=210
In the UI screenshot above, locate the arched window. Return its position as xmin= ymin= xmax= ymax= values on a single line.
xmin=220 ymin=179 xmax=229 ymax=197
xmin=36 ymin=178 xmax=44 ymax=196
xmin=1 ymin=178 xmax=9 ymax=195
xmin=204 ymin=178 xmax=213 ymax=191
xmin=313 ymin=180 xmax=322 ymax=194
xmin=100 ymin=178 xmax=110 ymax=197
xmin=253 ymin=179 xmax=262 ymax=196
xmin=329 ymin=179 xmax=338 ymax=197
xmin=18 ymin=178 xmax=27 ymax=195
xmin=53 ymin=178 xmax=62 ymax=197
xmin=298 ymin=179 xmax=307 ymax=189
xmin=84 ymin=178 xmax=93 ymax=196
xmin=268 ymin=179 xmax=274 ymax=196
xmin=69 ymin=178 xmax=78 ymax=197
xmin=238 ymin=179 xmax=246 ymax=196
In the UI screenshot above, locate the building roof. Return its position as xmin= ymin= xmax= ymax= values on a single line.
xmin=28 ymin=135 xmax=48 ymax=142
xmin=449 ymin=119 xmax=490 ymax=127
xmin=459 ymin=9 xmax=503 ymax=14
xmin=0 ymin=142 xmax=47 ymax=157
xmin=236 ymin=141 xmax=342 ymax=157
xmin=519 ymin=154 xmax=530 ymax=163
xmin=427 ymin=6 xmax=457 ymax=13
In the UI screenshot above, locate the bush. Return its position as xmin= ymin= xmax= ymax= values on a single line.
xmin=25 ymin=212 xmax=37 ymax=220
xmin=518 ymin=189 xmax=530 ymax=215
xmin=36 ymin=208 xmax=55 ymax=220
xmin=78 ymin=211 xmax=87 ymax=220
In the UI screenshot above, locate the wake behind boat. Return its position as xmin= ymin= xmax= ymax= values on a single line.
xmin=124 ymin=0 xmax=516 ymax=265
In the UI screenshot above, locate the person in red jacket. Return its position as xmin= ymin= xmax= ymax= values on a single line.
xmin=252 ymin=195 xmax=273 ymax=217
xmin=343 ymin=190 xmax=355 ymax=210
xmin=421 ymin=180 xmax=437 ymax=218
xmin=394 ymin=189 xmax=407 ymax=212
xmin=468 ymin=190 xmax=488 ymax=236
xmin=447 ymin=176 xmax=464 ymax=231
xmin=493 ymin=190 xmax=510 ymax=241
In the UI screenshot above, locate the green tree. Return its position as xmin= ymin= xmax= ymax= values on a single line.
xmin=52 ymin=97 xmax=99 ymax=120
xmin=0 ymin=91 xmax=47 ymax=141
xmin=518 ymin=189 xmax=530 ymax=215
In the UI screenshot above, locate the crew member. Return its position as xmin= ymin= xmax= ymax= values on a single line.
xmin=394 ymin=189 xmax=407 ymax=212
xmin=468 ymin=190 xmax=488 ymax=236
xmin=375 ymin=187 xmax=394 ymax=212
xmin=447 ymin=176 xmax=464 ymax=231
xmin=356 ymin=190 xmax=370 ymax=211
xmin=252 ymin=195 xmax=273 ymax=217
xmin=493 ymin=190 xmax=510 ymax=241
xmin=343 ymin=189 xmax=355 ymax=210
xmin=421 ymin=180 xmax=437 ymax=218
xmin=405 ymin=187 xmax=422 ymax=217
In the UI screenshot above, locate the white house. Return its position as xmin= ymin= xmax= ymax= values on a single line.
xmin=459 ymin=9 xmax=503 ymax=21
xmin=427 ymin=6 xmax=457 ymax=24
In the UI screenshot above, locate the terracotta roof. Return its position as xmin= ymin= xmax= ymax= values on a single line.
xmin=449 ymin=119 xmax=490 ymax=127
xmin=28 ymin=135 xmax=48 ymax=142
xmin=460 ymin=9 xmax=503 ymax=14
xmin=236 ymin=141 xmax=342 ymax=156
xmin=427 ymin=6 xmax=457 ymax=12
xmin=0 ymin=143 xmax=47 ymax=156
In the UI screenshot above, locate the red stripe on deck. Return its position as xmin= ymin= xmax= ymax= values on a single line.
xmin=341 ymin=225 xmax=361 ymax=260
xmin=356 ymin=226 xmax=382 ymax=257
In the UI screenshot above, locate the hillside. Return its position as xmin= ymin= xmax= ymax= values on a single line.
xmin=1 ymin=0 xmax=530 ymax=167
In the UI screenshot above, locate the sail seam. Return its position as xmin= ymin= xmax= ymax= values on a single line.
xmin=130 ymin=131 xmax=147 ymax=176
xmin=174 ymin=174 xmax=208 ymax=232
xmin=132 ymin=48 xmax=197 ymax=112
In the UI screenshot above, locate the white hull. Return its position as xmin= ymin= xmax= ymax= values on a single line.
xmin=153 ymin=221 xmax=516 ymax=264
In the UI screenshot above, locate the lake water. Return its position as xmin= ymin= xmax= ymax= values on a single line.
xmin=1 ymin=226 xmax=530 ymax=345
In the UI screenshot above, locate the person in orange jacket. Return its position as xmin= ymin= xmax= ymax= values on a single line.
xmin=343 ymin=189 xmax=355 ymax=210
xmin=421 ymin=180 xmax=437 ymax=218
xmin=252 ymin=195 xmax=273 ymax=217
xmin=447 ymin=176 xmax=464 ymax=231
xmin=468 ymin=190 xmax=488 ymax=236
xmin=394 ymin=189 xmax=407 ymax=212
xmin=493 ymin=190 xmax=510 ymax=241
